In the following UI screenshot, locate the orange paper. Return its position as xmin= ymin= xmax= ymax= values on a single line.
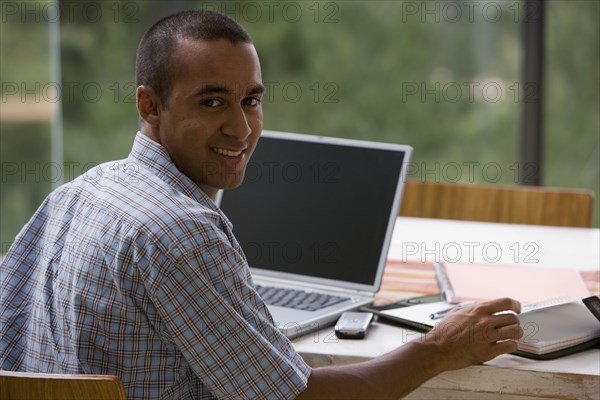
xmin=444 ymin=263 xmax=590 ymax=305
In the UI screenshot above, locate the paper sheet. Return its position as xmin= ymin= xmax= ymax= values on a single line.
xmin=444 ymin=263 xmax=590 ymax=305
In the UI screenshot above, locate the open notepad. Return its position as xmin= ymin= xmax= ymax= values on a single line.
xmin=516 ymin=297 xmax=600 ymax=358
xmin=365 ymin=263 xmax=600 ymax=359
xmin=371 ymin=296 xmax=600 ymax=359
xmin=434 ymin=262 xmax=600 ymax=358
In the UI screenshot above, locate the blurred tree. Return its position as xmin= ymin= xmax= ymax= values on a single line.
xmin=1 ymin=0 xmax=598 ymax=246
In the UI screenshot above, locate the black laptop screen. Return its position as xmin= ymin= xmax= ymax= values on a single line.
xmin=219 ymin=134 xmax=406 ymax=286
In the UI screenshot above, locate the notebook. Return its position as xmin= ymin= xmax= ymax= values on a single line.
xmin=515 ymin=296 xmax=600 ymax=359
xmin=217 ymin=130 xmax=413 ymax=338
xmin=370 ymin=296 xmax=600 ymax=359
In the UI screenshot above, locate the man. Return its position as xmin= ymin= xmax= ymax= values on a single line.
xmin=0 ymin=10 xmax=522 ymax=400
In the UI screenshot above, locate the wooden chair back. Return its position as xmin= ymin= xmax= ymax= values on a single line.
xmin=399 ymin=180 xmax=595 ymax=227
xmin=0 ymin=370 xmax=127 ymax=400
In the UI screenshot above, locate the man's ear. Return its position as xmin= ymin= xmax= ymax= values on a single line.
xmin=136 ymin=85 xmax=162 ymax=128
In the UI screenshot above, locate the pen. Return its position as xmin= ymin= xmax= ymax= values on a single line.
xmin=429 ymin=301 xmax=476 ymax=320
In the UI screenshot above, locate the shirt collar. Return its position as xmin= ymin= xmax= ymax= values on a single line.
xmin=128 ymin=131 xmax=221 ymax=213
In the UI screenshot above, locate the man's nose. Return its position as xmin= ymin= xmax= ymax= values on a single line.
xmin=222 ymin=105 xmax=252 ymax=139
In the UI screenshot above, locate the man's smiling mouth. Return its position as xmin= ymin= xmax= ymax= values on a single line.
xmin=211 ymin=147 xmax=244 ymax=157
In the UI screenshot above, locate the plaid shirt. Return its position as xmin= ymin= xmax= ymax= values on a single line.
xmin=0 ymin=132 xmax=311 ymax=400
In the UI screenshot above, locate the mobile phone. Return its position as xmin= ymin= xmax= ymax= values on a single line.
xmin=334 ymin=312 xmax=374 ymax=339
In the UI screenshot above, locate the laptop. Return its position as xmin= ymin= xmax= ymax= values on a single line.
xmin=217 ymin=130 xmax=413 ymax=338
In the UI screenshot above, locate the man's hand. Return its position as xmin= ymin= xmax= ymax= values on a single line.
xmin=424 ymin=297 xmax=523 ymax=372
xmin=297 ymin=297 xmax=523 ymax=399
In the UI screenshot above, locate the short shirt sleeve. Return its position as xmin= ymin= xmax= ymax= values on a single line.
xmin=138 ymin=221 xmax=311 ymax=400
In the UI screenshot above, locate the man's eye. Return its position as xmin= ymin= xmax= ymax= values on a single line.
xmin=202 ymin=99 xmax=222 ymax=107
xmin=243 ymin=97 xmax=262 ymax=106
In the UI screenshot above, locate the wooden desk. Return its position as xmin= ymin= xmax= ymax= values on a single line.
xmin=294 ymin=218 xmax=600 ymax=400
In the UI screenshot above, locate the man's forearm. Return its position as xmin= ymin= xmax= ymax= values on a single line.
xmin=296 ymin=340 xmax=443 ymax=399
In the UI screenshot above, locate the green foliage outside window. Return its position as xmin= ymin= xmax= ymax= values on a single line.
xmin=1 ymin=1 xmax=598 ymax=247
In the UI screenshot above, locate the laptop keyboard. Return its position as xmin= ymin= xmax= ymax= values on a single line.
xmin=255 ymin=284 xmax=350 ymax=312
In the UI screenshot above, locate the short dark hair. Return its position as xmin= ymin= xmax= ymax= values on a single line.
xmin=135 ymin=10 xmax=252 ymax=107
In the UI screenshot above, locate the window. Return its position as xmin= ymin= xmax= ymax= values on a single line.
xmin=1 ymin=0 xmax=598 ymax=247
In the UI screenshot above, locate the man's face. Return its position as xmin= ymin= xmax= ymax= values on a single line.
xmin=155 ymin=38 xmax=264 ymax=197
